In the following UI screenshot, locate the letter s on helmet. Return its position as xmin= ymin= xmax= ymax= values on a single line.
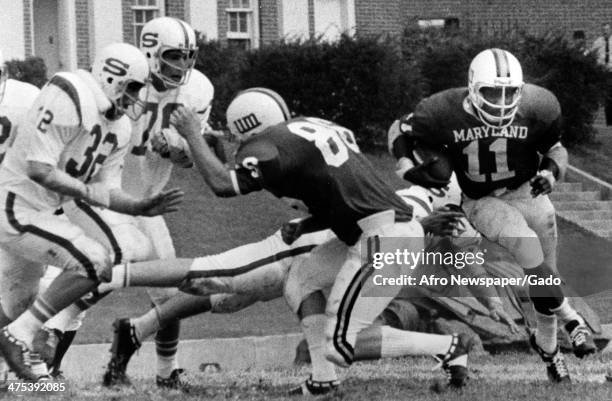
xmin=91 ymin=42 xmax=149 ymax=120
xmin=140 ymin=17 xmax=198 ymax=87
xmin=226 ymin=88 xmax=290 ymax=140
xmin=468 ymin=48 xmax=523 ymax=129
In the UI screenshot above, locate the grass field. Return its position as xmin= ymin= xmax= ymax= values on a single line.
xmin=29 ymin=151 xmax=612 ymax=400
xmin=11 ymin=354 xmax=612 ymax=400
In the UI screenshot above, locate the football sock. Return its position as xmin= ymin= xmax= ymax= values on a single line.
xmin=97 ymin=260 xmax=193 ymax=291
xmin=534 ymin=310 xmax=558 ymax=354
xmin=378 ymin=326 xmax=453 ymax=359
xmin=301 ymin=314 xmax=338 ymax=382
xmin=353 ymin=326 xmax=453 ymax=360
xmin=155 ymin=319 xmax=180 ymax=378
xmin=132 ymin=307 xmax=161 ymax=342
xmin=51 ymin=330 xmax=77 ymax=372
xmin=9 ymin=271 xmax=98 ymax=346
xmin=44 ymin=304 xmax=82 ymax=333
xmin=551 ymin=299 xmax=581 ymax=325
xmin=158 ymin=293 xmax=212 ymax=324
xmin=7 ymin=311 xmax=43 ymax=348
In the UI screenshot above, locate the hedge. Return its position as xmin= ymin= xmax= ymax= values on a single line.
xmin=5 ymin=56 xmax=47 ymax=88
xmin=196 ymin=27 xmax=609 ymax=149
xmin=3 ymin=27 xmax=607 ymax=149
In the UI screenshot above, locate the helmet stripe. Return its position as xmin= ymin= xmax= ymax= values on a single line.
xmin=247 ymin=88 xmax=290 ymax=121
xmin=173 ymin=18 xmax=190 ymax=49
xmin=491 ymin=48 xmax=510 ymax=78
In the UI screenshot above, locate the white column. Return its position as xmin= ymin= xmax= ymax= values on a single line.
xmin=57 ymin=0 xmax=77 ymax=71
xmin=0 ymin=0 xmax=26 ymax=59
xmin=90 ymin=0 xmax=123 ymax=50
xmin=189 ymin=0 xmax=218 ymax=40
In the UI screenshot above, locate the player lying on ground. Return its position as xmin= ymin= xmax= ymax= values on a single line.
xmin=0 ymin=43 xmax=183 ymax=381
xmin=99 ymin=87 xmax=478 ymax=389
xmin=31 ymin=17 xmax=217 ymax=389
xmin=390 ymin=48 xmax=595 ymax=383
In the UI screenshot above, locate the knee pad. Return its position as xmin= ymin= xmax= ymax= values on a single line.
xmin=498 ymin=234 xmax=543 ymax=269
xmin=112 ymin=224 xmax=154 ymax=262
xmin=70 ymin=235 xmax=112 ymax=280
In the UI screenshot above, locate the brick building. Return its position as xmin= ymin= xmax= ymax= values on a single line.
xmin=0 ymin=0 xmax=611 ymax=76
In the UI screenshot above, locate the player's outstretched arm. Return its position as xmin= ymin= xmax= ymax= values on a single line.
xmin=27 ymin=161 xmax=184 ymax=216
xmin=170 ymin=106 xmax=236 ymax=197
xmin=107 ymin=187 xmax=184 ymax=216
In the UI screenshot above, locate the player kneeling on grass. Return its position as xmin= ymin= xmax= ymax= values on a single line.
xmin=101 ymin=88 xmax=478 ymax=390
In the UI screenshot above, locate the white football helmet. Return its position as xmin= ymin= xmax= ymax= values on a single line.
xmin=468 ymin=48 xmax=524 ymax=129
xmin=396 ymin=186 xmax=434 ymax=220
xmin=226 ymin=88 xmax=290 ymax=140
xmin=140 ymin=17 xmax=198 ymax=88
xmin=91 ymin=43 xmax=149 ymax=120
xmin=0 ymin=49 xmax=6 ymax=104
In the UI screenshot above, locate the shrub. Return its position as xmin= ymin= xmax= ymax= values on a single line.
xmin=401 ymin=27 xmax=608 ymax=146
xmin=195 ymin=28 xmax=608 ymax=149
xmin=5 ymin=56 xmax=47 ymax=88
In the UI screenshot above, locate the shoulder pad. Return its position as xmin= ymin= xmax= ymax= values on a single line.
xmin=519 ymin=84 xmax=561 ymax=124
xmin=41 ymin=73 xmax=99 ymax=128
xmin=183 ymin=70 xmax=214 ymax=111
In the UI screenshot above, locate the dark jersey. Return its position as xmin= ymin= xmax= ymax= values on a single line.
xmin=407 ymin=84 xmax=561 ymax=199
xmin=231 ymin=117 xmax=413 ymax=245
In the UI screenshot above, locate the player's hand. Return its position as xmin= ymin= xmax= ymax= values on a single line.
xmin=281 ymin=219 xmax=305 ymax=245
xmin=419 ymin=209 xmax=464 ymax=236
xmin=170 ymin=106 xmax=202 ymax=140
xmin=136 ymin=187 xmax=184 ymax=216
xmin=487 ymin=299 xmax=520 ymax=334
xmin=530 ymin=171 xmax=555 ymax=197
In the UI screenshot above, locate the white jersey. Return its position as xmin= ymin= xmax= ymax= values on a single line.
xmin=0 ymin=70 xmax=131 ymax=211
xmin=0 ymin=79 xmax=40 ymax=162
xmin=122 ymin=69 xmax=214 ymax=197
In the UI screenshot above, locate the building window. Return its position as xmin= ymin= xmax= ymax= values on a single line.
xmin=132 ymin=0 xmax=162 ymax=44
xmin=418 ymin=17 xmax=459 ymax=29
xmin=226 ymin=0 xmax=259 ymax=48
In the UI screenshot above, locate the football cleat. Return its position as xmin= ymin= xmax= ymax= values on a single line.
xmin=156 ymin=368 xmax=191 ymax=392
xmin=0 ymin=328 xmax=38 ymax=381
xmin=102 ymin=318 xmax=140 ymax=387
xmin=0 ymin=357 xmax=8 ymax=392
xmin=288 ymin=375 xmax=340 ymax=396
xmin=529 ymin=333 xmax=571 ymax=383
xmin=564 ymin=317 xmax=596 ymax=358
xmin=434 ymin=333 xmax=476 ymax=388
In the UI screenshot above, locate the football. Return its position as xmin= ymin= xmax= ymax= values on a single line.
xmin=411 ymin=143 xmax=454 ymax=183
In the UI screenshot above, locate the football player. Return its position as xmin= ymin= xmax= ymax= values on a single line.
xmin=33 ymin=18 xmax=215 ymax=388
xmin=391 ymin=48 xmax=594 ymax=382
xmin=161 ymin=87 xmax=476 ymax=389
xmin=0 ymin=42 xmax=183 ymax=381
xmin=97 ymin=177 xmax=479 ymax=389
xmin=0 ymin=48 xmax=41 ymax=385
xmin=105 ymin=17 xmax=213 ymax=389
